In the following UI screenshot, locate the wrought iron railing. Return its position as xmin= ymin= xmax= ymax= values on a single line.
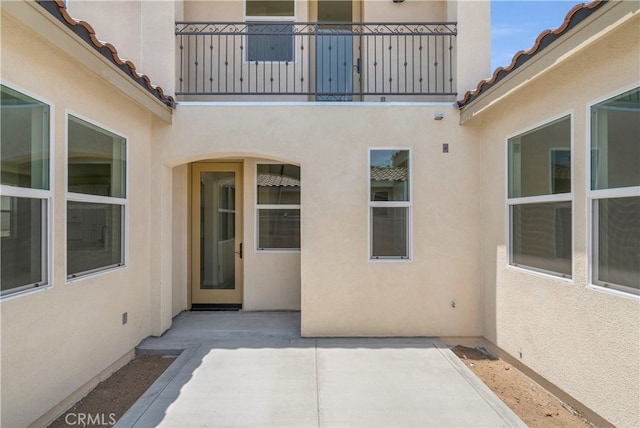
xmin=175 ymin=22 xmax=457 ymax=100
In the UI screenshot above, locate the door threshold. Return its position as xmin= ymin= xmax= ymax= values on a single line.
xmin=190 ymin=303 xmax=242 ymax=311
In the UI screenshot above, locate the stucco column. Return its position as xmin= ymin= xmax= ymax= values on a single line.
xmin=149 ymin=150 xmax=174 ymax=336
xmin=448 ymin=0 xmax=491 ymax=95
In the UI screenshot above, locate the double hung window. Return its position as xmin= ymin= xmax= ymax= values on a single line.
xmin=0 ymin=84 xmax=51 ymax=297
xmin=67 ymin=115 xmax=126 ymax=278
xmin=589 ymin=86 xmax=639 ymax=295
xmin=507 ymin=115 xmax=572 ymax=277
xmin=256 ymin=163 xmax=300 ymax=250
xmin=369 ymin=149 xmax=411 ymax=260
xmin=246 ymin=0 xmax=295 ymax=62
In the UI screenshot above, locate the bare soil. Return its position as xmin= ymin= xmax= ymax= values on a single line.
xmin=48 ymin=354 xmax=174 ymax=428
xmin=48 ymin=346 xmax=597 ymax=428
xmin=452 ymin=345 xmax=596 ymax=428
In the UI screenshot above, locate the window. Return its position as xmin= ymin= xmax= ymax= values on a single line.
xmin=67 ymin=115 xmax=126 ymax=278
xmin=0 ymin=84 xmax=51 ymax=297
xmin=256 ymin=163 xmax=300 ymax=250
xmin=589 ymin=86 xmax=640 ymax=295
xmin=247 ymin=24 xmax=294 ymax=62
xmin=246 ymin=0 xmax=294 ymax=62
xmin=507 ymin=115 xmax=572 ymax=277
xmin=369 ymin=149 xmax=411 ymax=260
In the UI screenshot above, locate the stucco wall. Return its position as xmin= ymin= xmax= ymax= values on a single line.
xmin=475 ymin=14 xmax=640 ymax=427
xmin=1 ymin=12 xmax=157 ymax=428
xmin=159 ymin=101 xmax=482 ymax=335
xmin=66 ymin=1 xmax=176 ymax=95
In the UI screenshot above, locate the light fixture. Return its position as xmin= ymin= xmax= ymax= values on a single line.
xmin=392 ymin=0 xmax=405 ymax=3
xmin=434 ymin=112 xmax=444 ymax=120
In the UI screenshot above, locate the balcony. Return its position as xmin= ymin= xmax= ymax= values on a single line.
xmin=175 ymin=22 xmax=457 ymax=102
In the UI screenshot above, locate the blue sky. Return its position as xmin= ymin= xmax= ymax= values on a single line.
xmin=491 ymin=1 xmax=583 ymax=71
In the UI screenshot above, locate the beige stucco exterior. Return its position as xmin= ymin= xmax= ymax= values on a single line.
xmin=0 ymin=4 xmax=170 ymax=427
xmin=463 ymin=8 xmax=640 ymax=426
xmin=1 ymin=1 xmax=638 ymax=427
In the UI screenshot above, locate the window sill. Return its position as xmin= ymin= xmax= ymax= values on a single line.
xmin=506 ymin=264 xmax=573 ymax=283
xmin=587 ymin=283 xmax=640 ymax=300
xmin=0 ymin=283 xmax=52 ymax=301
xmin=66 ymin=264 xmax=127 ymax=284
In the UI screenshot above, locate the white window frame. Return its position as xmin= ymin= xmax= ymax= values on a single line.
xmin=505 ymin=112 xmax=574 ymax=280
xmin=586 ymin=83 xmax=640 ymax=298
xmin=0 ymin=81 xmax=54 ymax=299
xmin=65 ymin=111 xmax=128 ymax=282
xmin=244 ymin=0 xmax=296 ymax=64
xmin=368 ymin=148 xmax=412 ymax=262
xmin=255 ymin=162 xmax=300 ymax=252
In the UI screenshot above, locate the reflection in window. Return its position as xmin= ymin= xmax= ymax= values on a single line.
xmin=68 ymin=116 xmax=126 ymax=198
xmin=0 ymin=85 xmax=50 ymax=190
xmin=1 ymin=84 xmax=50 ymax=297
xmin=511 ymin=202 xmax=572 ymax=277
xmin=67 ymin=115 xmax=126 ymax=279
xmin=246 ymin=0 xmax=294 ymax=16
xmin=590 ymin=86 xmax=640 ymax=294
xmin=507 ymin=116 xmax=572 ymax=277
xmin=0 ymin=197 xmax=46 ymax=296
xmin=256 ymin=164 xmax=300 ymax=250
xmin=369 ymin=149 xmax=411 ymax=259
xmin=67 ymin=202 xmax=123 ymax=277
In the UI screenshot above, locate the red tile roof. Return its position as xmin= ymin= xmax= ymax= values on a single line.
xmin=457 ymin=0 xmax=606 ymax=109
xmin=36 ymin=0 xmax=175 ymax=108
xmin=371 ymin=167 xmax=408 ymax=182
xmin=257 ymin=174 xmax=300 ymax=187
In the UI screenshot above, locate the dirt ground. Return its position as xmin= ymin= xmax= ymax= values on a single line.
xmin=452 ymin=346 xmax=595 ymax=428
xmin=48 ymin=346 xmax=596 ymax=428
xmin=48 ymin=354 xmax=175 ymax=428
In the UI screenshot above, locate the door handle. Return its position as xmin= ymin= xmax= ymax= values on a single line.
xmin=354 ymin=58 xmax=361 ymax=74
xmin=235 ymin=243 xmax=243 ymax=259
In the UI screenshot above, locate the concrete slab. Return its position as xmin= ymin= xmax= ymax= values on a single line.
xmin=117 ymin=311 xmax=524 ymax=428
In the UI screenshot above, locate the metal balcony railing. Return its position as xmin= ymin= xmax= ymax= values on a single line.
xmin=176 ymin=21 xmax=457 ymax=100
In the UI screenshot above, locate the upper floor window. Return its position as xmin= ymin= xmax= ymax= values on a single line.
xmin=369 ymin=149 xmax=411 ymax=260
xmin=507 ymin=115 xmax=572 ymax=278
xmin=67 ymin=115 xmax=126 ymax=279
xmin=0 ymin=84 xmax=51 ymax=297
xmin=246 ymin=0 xmax=295 ymax=62
xmin=246 ymin=0 xmax=294 ymax=17
xmin=256 ymin=163 xmax=300 ymax=250
xmin=589 ymin=86 xmax=640 ymax=295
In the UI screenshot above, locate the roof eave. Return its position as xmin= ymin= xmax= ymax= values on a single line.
xmin=457 ymin=0 xmax=639 ymax=124
xmin=3 ymin=0 xmax=174 ymax=123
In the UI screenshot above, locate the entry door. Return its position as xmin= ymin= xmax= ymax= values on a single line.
xmin=191 ymin=162 xmax=243 ymax=305
xmin=316 ymin=0 xmax=362 ymax=101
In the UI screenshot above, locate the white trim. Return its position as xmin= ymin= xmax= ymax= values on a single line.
xmin=586 ymin=283 xmax=640 ymax=301
xmin=585 ymin=84 xmax=640 ymax=296
xmin=505 ymin=113 xmax=574 ymax=279
xmin=368 ymin=147 xmax=412 ymax=261
xmin=585 ymin=81 xmax=640 ymax=110
xmin=0 ymin=185 xmax=52 ymax=199
xmin=64 ymin=110 xmax=129 ymax=281
xmin=67 ymin=193 xmax=127 ymax=205
xmin=589 ymin=187 xmax=640 ymax=200
xmin=506 ymin=193 xmax=573 ymax=205
xmin=0 ymin=82 xmax=54 ymax=299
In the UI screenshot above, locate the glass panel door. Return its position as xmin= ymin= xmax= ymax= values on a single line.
xmin=315 ymin=0 xmax=360 ymax=101
xmin=191 ymin=163 xmax=243 ymax=305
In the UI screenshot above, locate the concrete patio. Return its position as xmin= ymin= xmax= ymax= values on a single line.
xmin=117 ymin=311 xmax=524 ymax=427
